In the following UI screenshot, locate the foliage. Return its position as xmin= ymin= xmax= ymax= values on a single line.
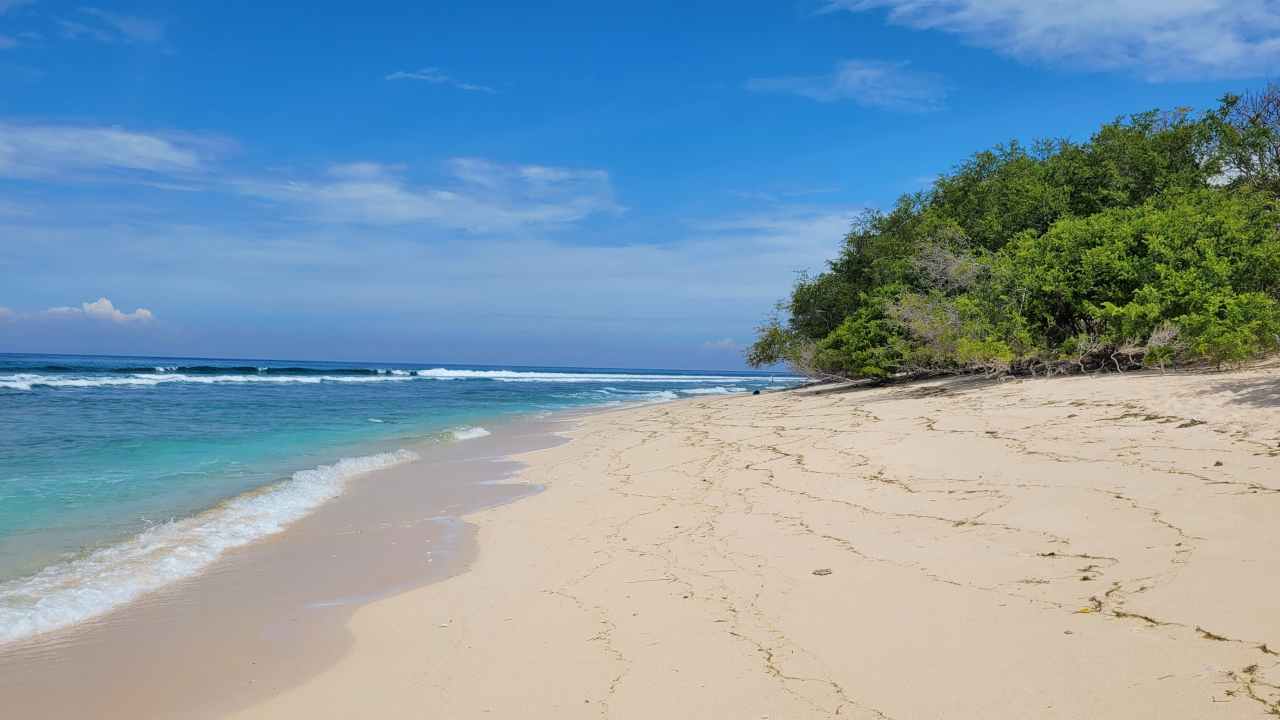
xmin=812 ymin=292 xmax=904 ymax=379
xmin=748 ymin=89 xmax=1280 ymax=379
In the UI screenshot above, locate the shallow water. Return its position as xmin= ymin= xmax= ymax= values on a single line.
xmin=0 ymin=352 xmax=796 ymax=643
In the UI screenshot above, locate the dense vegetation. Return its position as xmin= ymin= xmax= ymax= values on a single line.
xmin=749 ymin=86 xmax=1280 ymax=379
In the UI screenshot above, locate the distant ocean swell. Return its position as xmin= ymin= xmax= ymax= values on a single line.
xmin=555 ymin=386 xmax=747 ymax=405
xmin=0 ymin=449 xmax=418 ymax=644
xmin=0 ymin=354 xmax=802 ymax=646
xmin=0 ymin=368 xmax=790 ymax=391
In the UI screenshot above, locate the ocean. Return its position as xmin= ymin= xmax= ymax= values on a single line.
xmin=0 ymin=353 xmax=799 ymax=643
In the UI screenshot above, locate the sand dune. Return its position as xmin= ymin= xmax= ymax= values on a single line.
xmin=233 ymin=365 xmax=1280 ymax=719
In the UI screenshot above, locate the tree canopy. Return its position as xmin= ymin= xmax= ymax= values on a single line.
xmin=749 ymin=86 xmax=1280 ymax=379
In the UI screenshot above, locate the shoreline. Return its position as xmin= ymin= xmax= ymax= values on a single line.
xmin=0 ymin=410 xmax=578 ymax=718
xmin=232 ymin=364 xmax=1278 ymax=719
xmin=6 ymin=365 xmax=1279 ymax=717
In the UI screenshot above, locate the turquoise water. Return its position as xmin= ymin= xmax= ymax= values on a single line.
xmin=0 ymin=353 xmax=796 ymax=642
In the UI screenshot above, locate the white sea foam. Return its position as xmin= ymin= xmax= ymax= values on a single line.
xmin=0 ymin=373 xmax=418 ymax=390
xmin=681 ymin=386 xmax=749 ymax=395
xmin=0 ymin=374 xmax=161 ymax=390
xmin=0 ymin=369 xmax=801 ymax=392
xmin=413 ymin=368 xmax=793 ymax=383
xmin=367 ymin=418 xmax=385 ymax=423
xmin=148 ymin=373 xmax=416 ymax=385
xmin=451 ymin=426 xmax=492 ymax=441
xmin=0 ymin=449 xmax=418 ymax=645
xmin=609 ymin=390 xmax=679 ymax=403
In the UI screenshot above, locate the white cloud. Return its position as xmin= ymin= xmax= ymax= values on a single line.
xmin=0 ymin=200 xmax=851 ymax=364
xmin=0 ymin=123 xmax=210 ymax=179
xmin=0 ymin=34 xmax=17 ymax=49
xmin=693 ymin=206 xmax=857 ymax=257
xmin=59 ymin=7 xmax=164 ymax=44
xmin=81 ymin=8 xmax=164 ymax=43
xmin=43 ymin=297 xmax=154 ymax=323
xmin=327 ymin=161 xmax=398 ymax=180
xmin=386 ymin=67 xmax=496 ymax=94
xmin=0 ymin=306 xmax=13 ymax=321
xmin=702 ymin=338 xmax=740 ymax=350
xmin=747 ymin=59 xmax=945 ymax=111
xmin=235 ymin=157 xmax=621 ymax=232
xmin=56 ymin=19 xmax=112 ymax=43
xmin=826 ymin=0 xmax=1280 ymax=80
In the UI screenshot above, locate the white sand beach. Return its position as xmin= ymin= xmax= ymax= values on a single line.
xmin=227 ymin=364 xmax=1280 ymax=719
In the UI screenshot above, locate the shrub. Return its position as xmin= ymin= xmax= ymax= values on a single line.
xmin=749 ymin=89 xmax=1280 ymax=379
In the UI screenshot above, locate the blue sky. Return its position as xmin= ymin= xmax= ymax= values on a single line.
xmin=1 ymin=0 xmax=1276 ymax=368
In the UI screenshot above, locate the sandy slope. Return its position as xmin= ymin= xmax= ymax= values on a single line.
xmin=232 ymin=366 xmax=1280 ymax=719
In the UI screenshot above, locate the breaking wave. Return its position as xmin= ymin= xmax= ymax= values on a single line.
xmin=0 ymin=367 xmax=797 ymax=392
xmin=0 ymin=449 xmax=419 ymax=645
xmin=680 ymin=386 xmax=748 ymax=395
xmin=451 ymin=427 xmax=492 ymax=441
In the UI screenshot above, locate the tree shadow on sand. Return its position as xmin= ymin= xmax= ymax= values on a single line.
xmin=799 ymin=373 xmax=1007 ymax=402
xmin=1208 ymin=376 xmax=1280 ymax=408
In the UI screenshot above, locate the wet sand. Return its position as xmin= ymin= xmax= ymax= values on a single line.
xmin=0 ymin=415 xmax=566 ymax=719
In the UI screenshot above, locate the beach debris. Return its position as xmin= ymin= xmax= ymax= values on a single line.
xmin=1214 ymin=460 xmax=1225 ymax=467
xmin=812 ymin=568 xmax=832 ymax=576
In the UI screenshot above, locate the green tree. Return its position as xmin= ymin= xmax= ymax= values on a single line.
xmin=749 ymin=87 xmax=1280 ymax=379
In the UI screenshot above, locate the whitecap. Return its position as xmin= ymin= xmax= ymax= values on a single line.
xmin=413 ymin=368 xmax=797 ymax=384
xmin=681 ymin=386 xmax=749 ymax=395
xmin=0 ymin=373 xmax=419 ymax=390
xmin=451 ymin=427 xmax=492 ymax=441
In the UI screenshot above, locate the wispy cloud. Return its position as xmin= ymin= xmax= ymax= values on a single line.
xmin=0 ymin=0 xmax=33 ymax=48
xmin=730 ymin=186 xmax=841 ymax=203
xmin=747 ymin=59 xmax=945 ymax=111
xmin=236 ymin=158 xmax=620 ymax=232
xmin=58 ymin=7 xmax=164 ymax=45
xmin=701 ymin=338 xmax=740 ymax=350
xmin=0 ymin=123 xmax=216 ymax=179
xmin=0 ymin=0 xmax=34 ymax=15
xmin=385 ymin=67 xmax=496 ymax=94
xmin=825 ymin=0 xmax=1280 ymax=80
xmin=690 ymin=206 xmax=860 ymax=279
xmin=0 ymin=121 xmax=613 ymax=232
xmin=81 ymin=7 xmax=164 ymax=43
xmin=41 ymin=297 xmax=155 ymax=323
xmin=0 ymin=196 xmax=860 ymax=365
